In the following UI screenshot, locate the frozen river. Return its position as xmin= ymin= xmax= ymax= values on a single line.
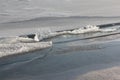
xmin=1 ymin=0 xmax=120 ymax=80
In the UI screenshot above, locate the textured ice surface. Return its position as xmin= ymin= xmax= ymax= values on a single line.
xmin=0 ymin=37 xmax=52 ymax=57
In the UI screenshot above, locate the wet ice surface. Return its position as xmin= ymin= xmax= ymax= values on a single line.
xmin=1 ymin=34 xmax=120 ymax=80
xmin=1 ymin=17 xmax=120 ymax=80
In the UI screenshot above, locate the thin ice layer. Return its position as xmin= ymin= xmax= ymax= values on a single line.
xmin=37 ymin=25 xmax=118 ymax=40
